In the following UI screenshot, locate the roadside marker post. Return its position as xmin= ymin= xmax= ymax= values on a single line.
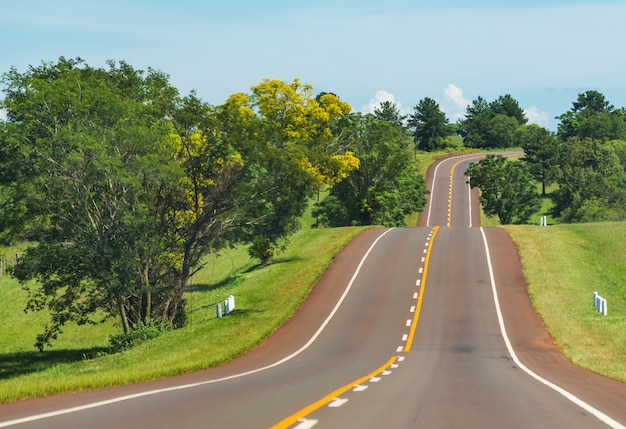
xmin=224 ymin=295 xmax=235 ymax=315
xmin=593 ymin=291 xmax=608 ymax=316
xmin=220 ymin=295 xmax=236 ymax=316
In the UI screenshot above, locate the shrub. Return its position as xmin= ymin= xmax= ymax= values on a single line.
xmin=109 ymin=321 xmax=172 ymax=353
xmin=248 ymin=236 xmax=275 ymax=264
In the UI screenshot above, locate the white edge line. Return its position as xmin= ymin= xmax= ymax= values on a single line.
xmin=480 ymin=227 xmax=625 ymax=429
xmin=467 ymin=177 xmax=473 ymax=228
xmin=0 ymin=228 xmax=396 ymax=428
xmin=425 ymin=158 xmax=443 ymax=227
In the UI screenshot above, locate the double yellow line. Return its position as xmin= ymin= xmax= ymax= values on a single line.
xmin=272 ymin=226 xmax=440 ymax=428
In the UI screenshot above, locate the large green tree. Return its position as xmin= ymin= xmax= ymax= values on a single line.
xmin=407 ymin=97 xmax=451 ymax=152
xmin=2 ymin=58 xmax=186 ymax=348
xmin=557 ymin=90 xmax=626 ymax=141
xmin=551 ymin=137 xmax=626 ymax=222
xmin=517 ymin=124 xmax=559 ymax=195
xmin=313 ymin=113 xmax=427 ymax=226
xmin=466 ymin=155 xmax=541 ymax=224
xmin=458 ymin=96 xmax=490 ymax=148
xmin=459 ymin=94 xmax=527 ymax=148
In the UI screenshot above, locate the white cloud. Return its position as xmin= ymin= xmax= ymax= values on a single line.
xmin=440 ymin=83 xmax=470 ymax=122
xmin=361 ymin=90 xmax=408 ymax=115
xmin=0 ymin=108 xmax=6 ymax=122
xmin=524 ymin=106 xmax=551 ymax=128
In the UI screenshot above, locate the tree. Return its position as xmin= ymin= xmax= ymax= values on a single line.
xmin=407 ymin=97 xmax=451 ymax=152
xmin=490 ymin=94 xmax=528 ymax=125
xmin=458 ymin=96 xmax=490 ymax=148
xmin=373 ymin=100 xmax=406 ymax=128
xmin=485 ymin=114 xmax=520 ymax=149
xmin=250 ymin=78 xmax=350 ymax=148
xmin=246 ymin=78 xmax=355 ymax=251
xmin=2 ymin=58 xmax=186 ymax=348
xmin=606 ymin=139 xmax=626 ymax=172
xmin=466 ymin=155 xmax=541 ymax=224
xmin=459 ymin=94 xmax=527 ymax=148
xmin=313 ymin=113 xmax=427 ymax=226
xmin=551 ymin=137 xmax=626 ymax=222
xmin=162 ymin=93 xmax=260 ymax=323
xmin=573 ymin=90 xmax=612 ymax=113
xmin=557 ymin=90 xmax=626 ymax=141
xmin=517 ymin=124 xmax=559 ymax=195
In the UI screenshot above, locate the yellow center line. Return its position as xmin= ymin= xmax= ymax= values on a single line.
xmin=404 ymin=225 xmax=439 ymax=352
xmin=270 ymin=356 xmax=398 ymax=429
xmin=273 ymin=225 xmax=441 ymax=427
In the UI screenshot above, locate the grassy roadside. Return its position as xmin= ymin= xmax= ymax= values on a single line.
xmin=504 ymin=223 xmax=626 ymax=382
xmin=472 ymin=160 xmax=625 ymax=382
xmin=0 ymin=223 xmax=372 ymax=403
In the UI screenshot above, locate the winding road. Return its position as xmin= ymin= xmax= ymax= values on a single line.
xmin=1 ymin=153 xmax=625 ymax=428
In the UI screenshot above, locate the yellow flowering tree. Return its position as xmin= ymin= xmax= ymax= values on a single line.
xmin=243 ymin=79 xmax=357 ymax=256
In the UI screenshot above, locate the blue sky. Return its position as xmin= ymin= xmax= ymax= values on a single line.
xmin=2 ymin=0 xmax=626 ymax=129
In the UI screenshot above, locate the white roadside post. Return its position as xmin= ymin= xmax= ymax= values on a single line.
xmin=592 ymin=291 xmax=608 ymax=316
xmin=219 ymin=296 xmax=236 ymax=316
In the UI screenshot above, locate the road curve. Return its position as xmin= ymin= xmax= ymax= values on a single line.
xmin=1 ymin=153 xmax=625 ymax=428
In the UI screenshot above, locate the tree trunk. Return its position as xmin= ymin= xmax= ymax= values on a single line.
xmin=145 ymin=290 xmax=152 ymax=322
xmin=117 ymin=291 xmax=130 ymax=334
xmin=167 ymin=269 xmax=190 ymax=324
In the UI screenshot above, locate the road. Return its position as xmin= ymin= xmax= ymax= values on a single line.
xmin=1 ymin=153 xmax=625 ymax=428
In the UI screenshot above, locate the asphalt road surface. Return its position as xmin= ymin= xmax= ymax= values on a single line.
xmin=1 ymin=153 xmax=625 ymax=428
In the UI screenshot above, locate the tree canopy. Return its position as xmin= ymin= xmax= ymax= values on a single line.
xmin=517 ymin=124 xmax=559 ymax=195
xmin=466 ymin=155 xmax=541 ymax=225
xmin=551 ymin=137 xmax=626 ymax=222
xmin=557 ymin=90 xmax=626 ymax=141
xmin=458 ymin=94 xmax=527 ymax=148
xmin=407 ymin=97 xmax=452 ymax=152
xmin=373 ymin=100 xmax=406 ymax=128
xmin=0 ymin=58 xmax=365 ymax=349
xmin=461 ymin=89 xmax=626 ymax=225
xmin=2 ymin=58 xmax=187 ymax=347
xmin=313 ymin=112 xmax=427 ymax=227
xmin=522 ymin=90 xmax=626 ymax=223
